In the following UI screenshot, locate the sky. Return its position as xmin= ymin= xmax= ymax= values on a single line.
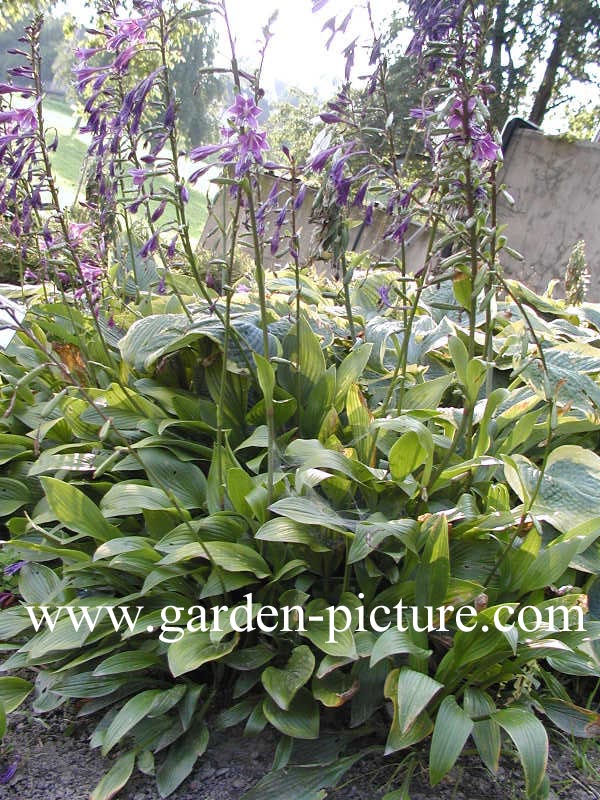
xmin=59 ymin=0 xmax=398 ymax=99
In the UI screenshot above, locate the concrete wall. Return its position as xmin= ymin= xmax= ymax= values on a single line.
xmin=497 ymin=129 xmax=600 ymax=298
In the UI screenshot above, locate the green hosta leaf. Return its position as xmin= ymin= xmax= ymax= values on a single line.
xmin=224 ymin=644 xmax=274 ymax=671
xmin=493 ymin=708 xmax=548 ymax=796
xmin=504 ymin=446 xmax=600 ymax=532
xmin=346 ymin=383 xmax=374 ymax=464
xmin=100 ymin=483 xmax=175 ymax=516
xmin=311 ymin=671 xmax=358 ymax=708
xmin=93 ymin=536 xmax=154 ymax=560
xmin=93 ymin=651 xmax=158 ymax=676
xmin=269 ymin=496 xmax=350 ymax=533
xmin=389 ymin=431 xmax=428 ymax=482
xmin=241 ymin=753 xmax=364 ymax=800
xmin=538 ymin=697 xmax=600 ymax=738
xmin=254 ymin=352 xmax=275 ymax=404
xmin=301 ymin=606 xmax=357 ymax=659
xmin=518 ymin=538 xmax=580 ymax=593
xmin=0 ymin=434 xmax=31 ymax=465
xmin=334 ymin=343 xmax=372 ymax=409
xmin=0 ymin=701 xmax=6 ymax=740
xmin=168 ymin=631 xmax=239 ymax=677
xmin=448 ymin=335 xmax=469 ymax=386
xmin=429 ymin=696 xmax=473 ymax=785
xmin=262 ymin=688 xmax=319 ymax=739
xmin=41 ymin=477 xmax=118 ymax=541
xmin=464 ymin=688 xmax=500 ymax=774
xmin=0 ymin=676 xmax=32 ymax=712
xmin=138 ymin=449 xmax=206 ymax=509
xmin=0 ymin=607 xmax=35 ymax=639
xmin=156 ymin=724 xmax=209 ymax=798
xmin=159 ymin=541 xmax=269 ymax=577
xmin=348 ymin=519 xmax=418 ymax=564
xmin=255 ymin=517 xmax=330 ymax=552
xmin=416 ymin=515 xmax=449 ymax=609
xmin=370 ymin=629 xmax=431 ymax=667
xmin=102 ymin=689 xmax=162 ymax=755
xmin=0 ymin=478 xmax=30 ymax=516
xmin=119 ymin=314 xmax=189 ymax=373
xmin=261 ymin=646 xmax=315 ymax=710
xmin=18 ymin=563 xmax=64 ymax=605
xmin=91 ymin=752 xmax=136 ymax=800
xmin=53 ymin=671 xmax=128 ymax=699
xmin=394 ymin=668 xmax=443 ymax=734
xmin=401 ymin=374 xmax=453 ymax=411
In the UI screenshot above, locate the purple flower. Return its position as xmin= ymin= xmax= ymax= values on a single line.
xmin=151 ymin=200 xmax=167 ymax=222
xmin=106 ymin=17 xmax=151 ymax=51
xmin=3 ymin=560 xmax=26 ymax=577
xmin=320 ymin=112 xmax=343 ymax=124
xmin=409 ymin=107 xmax=434 ymax=121
xmin=227 ymin=94 xmax=262 ymax=129
xmin=129 ymin=167 xmax=149 ymax=187
xmin=139 ymin=232 xmax=159 ymax=259
xmin=189 ymin=143 xmax=225 ymax=162
xmin=113 ymin=46 xmax=137 ymax=74
xmin=180 ymin=184 xmax=189 ymax=204
xmin=378 ymin=285 xmax=392 ymax=308
xmin=236 ymin=129 xmax=268 ymax=169
xmin=0 ymin=104 xmax=38 ymax=134
xmin=0 ymin=83 xmax=35 ymax=97
xmin=74 ymin=46 xmax=102 ymax=61
xmin=447 ymin=96 xmax=476 ymax=130
xmin=166 ymin=235 xmax=177 ymax=259
xmin=309 ymin=144 xmax=340 ymax=172
xmin=471 ymin=131 xmax=501 ymax=164
xmin=157 ymin=275 xmax=166 ymax=294
xmin=0 ymin=591 xmax=18 ymax=609
xmin=294 ymin=183 xmax=307 ymax=210
xmin=68 ymin=222 xmax=92 ymax=245
xmin=353 ymin=180 xmax=369 ymax=207
xmin=364 ymin=204 xmax=374 ymax=225
xmin=387 ymin=216 xmax=411 ymax=243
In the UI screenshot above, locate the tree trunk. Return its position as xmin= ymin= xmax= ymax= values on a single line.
xmin=489 ymin=0 xmax=510 ymax=128
xmin=529 ymin=13 xmax=570 ymax=126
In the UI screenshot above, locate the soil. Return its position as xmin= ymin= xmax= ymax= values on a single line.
xmin=1 ymin=703 xmax=599 ymax=800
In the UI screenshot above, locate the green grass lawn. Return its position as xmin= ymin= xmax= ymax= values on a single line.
xmin=43 ymin=94 xmax=207 ymax=242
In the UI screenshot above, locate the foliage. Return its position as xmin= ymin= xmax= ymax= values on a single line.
xmin=0 ymin=2 xmax=599 ymax=799
xmin=266 ymin=89 xmax=322 ymax=165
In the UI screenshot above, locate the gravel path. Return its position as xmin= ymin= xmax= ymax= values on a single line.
xmin=1 ymin=704 xmax=599 ymax=799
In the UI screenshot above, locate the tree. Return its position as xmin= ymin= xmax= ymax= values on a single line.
xmin=169 ymin=17 xmax=223 ymax=147
xmin=389 ymin=1 xmax=599 ymax=131
xmin=0 ymin=1 xmax=50 ymax=29
xmin=0 ymin=13 xmax=67 ymax=91
xmin=486 ymin=0 xmax=599 ymax=127
xmin=266 ymin=89 xmax=322 ymax=163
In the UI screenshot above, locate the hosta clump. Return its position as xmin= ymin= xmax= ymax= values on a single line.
xmin=1 ymin=272 xmax=600 ymax=799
